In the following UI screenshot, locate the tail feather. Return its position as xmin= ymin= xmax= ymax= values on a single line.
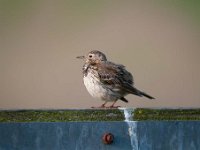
xmin=120 ymin=97 xmax=129 ymax=103
xmin=128 ymin=86 xmax=155 ymax=99
xmin=122 ymin=84 xmax=155 ymax=99
xmin=140 ymin=91 xmax=155 ymax=99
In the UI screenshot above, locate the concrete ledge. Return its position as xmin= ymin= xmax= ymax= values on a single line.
xmin=0 ymin=109 xmax=124 ymax=122
xmin=134 ymin=108 xmax=200 ymax=121
xmin=0 ymin=108 xmax=200 ymax=122
xmin=0 ymin=108 xmax=200 ymax=149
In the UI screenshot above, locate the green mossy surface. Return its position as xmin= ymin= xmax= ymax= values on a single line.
xmin=0 ymin=108 xmax=200 ymax=122
xmin=134 ymin=108 xmax=200 ymax=121
xmin=0 ymin=109 xmax=124 ymax=122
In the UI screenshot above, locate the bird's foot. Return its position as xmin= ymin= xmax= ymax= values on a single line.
xmin=107 ymin=101 xmax=121 ymax=109
xmin=91 ymin=106 xmax=106 ymax=109
xmin=91 ymin=106 xmax=120 ymax=109
xmin=108 ymin=105 xmax=121 ymax=109
xmin=91 ymin=104 xmax=107 ymax=109
xmin=91 ymin=102 xmax=121 ymax=109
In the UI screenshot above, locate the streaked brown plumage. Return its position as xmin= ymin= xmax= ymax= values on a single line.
xmin=77 ymin=50 xmax=154 ymax=108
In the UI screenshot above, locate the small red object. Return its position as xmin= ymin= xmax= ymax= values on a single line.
xmin=102 ymin=133 xmax=114 ymax=144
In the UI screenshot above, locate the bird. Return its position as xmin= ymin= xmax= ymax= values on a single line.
xmin=77 ymin=50 xmax=155 ymax=108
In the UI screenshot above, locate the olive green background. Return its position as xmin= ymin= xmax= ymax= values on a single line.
xmin=0 ymin=0 xmax=200 ymax=109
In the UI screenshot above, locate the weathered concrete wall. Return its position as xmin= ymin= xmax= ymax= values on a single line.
xmin=136 ymin=121 xmax=200 ymax=150
xmin=0 ymin=122 xmax=132 ymax=150
xmin=0 ymin=121 xmax=200 ymax=150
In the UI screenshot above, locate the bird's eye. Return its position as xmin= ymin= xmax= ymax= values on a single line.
xmin=89 ymin=55 xmax=92 ymax=58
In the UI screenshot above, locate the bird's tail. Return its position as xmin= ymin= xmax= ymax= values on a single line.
xmin=120 ymin=97 xmax=129 ymax=103
xmin=139 ymin=91 xmax=155 ymax=99
xmin=129 ymin=87 xmax=155 ymax=99
xmin=123 ymin=85 xmax=155 ymax=99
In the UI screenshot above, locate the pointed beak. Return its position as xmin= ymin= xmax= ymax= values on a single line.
xmin=76 ymin=56 xmax=85 ymax=59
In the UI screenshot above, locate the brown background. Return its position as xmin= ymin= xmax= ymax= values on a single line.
xmin=0 ymin=1 xmax=200 ymax=109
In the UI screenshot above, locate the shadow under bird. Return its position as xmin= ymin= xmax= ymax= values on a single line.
xmin=77 ymin=50 xmax=155 ymax=108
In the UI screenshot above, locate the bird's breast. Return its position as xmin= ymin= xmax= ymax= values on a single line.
xmin=83 ymin=70 xmax=107 ymax=99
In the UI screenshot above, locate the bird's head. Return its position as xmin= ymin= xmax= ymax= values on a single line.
xmin=77 ymin=50 xmax=107 ymax=64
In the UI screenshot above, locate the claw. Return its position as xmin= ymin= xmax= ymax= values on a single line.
xmin=91 ymin=105 xmax=106 ymax=109
xmin=108 ymin=105 xmax=121 ymax=108
xmin=91 ymin=101 xmax=121 ymax=109
xmin=91 ymin=102 xmax=107 ymax=109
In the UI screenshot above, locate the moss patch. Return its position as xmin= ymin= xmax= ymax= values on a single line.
xmin=134 ymin=108 xmax=200 ymax=121
xmin=0 ymin=109 xmax=124 ymax=122
xmin=0 ymin=108 xmax=200 ymax=122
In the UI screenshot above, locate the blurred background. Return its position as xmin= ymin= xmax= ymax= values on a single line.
xmin=0 ymin=0 xmax=200 ymax=109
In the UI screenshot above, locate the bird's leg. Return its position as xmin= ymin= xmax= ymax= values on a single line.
xmin=100 ymin=101 xmax=107 ymax=108
xmin=91 ymin=102 xmax=108 ymax=109
xmin=109 ymin=101 xmax=120 ymax=108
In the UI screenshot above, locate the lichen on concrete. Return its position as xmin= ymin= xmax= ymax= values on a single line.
xmin=0 ymin=108 xmax=200 ymax=122
xmin=0 ymin=109 xmax=124 ymax=122
xmin=133 ymin=108 xmax=200 ymax=121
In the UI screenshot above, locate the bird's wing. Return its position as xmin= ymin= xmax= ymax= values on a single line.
xmin=96 ymin=61 xmax=155 ymax=99
xmin=96 ymin=61 xmax=134 ymax=89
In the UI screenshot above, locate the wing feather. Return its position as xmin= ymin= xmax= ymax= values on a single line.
xmin=97 ymin=62 xmax=134 ymax=91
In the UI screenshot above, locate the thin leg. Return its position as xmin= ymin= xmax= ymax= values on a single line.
xmin=100 ymin=101 xmax=108 ymax=108
xmin=109 ymin=101 xmax=120 ymax=108
xmin=91 ymin=101 xmax=108 ymax=108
